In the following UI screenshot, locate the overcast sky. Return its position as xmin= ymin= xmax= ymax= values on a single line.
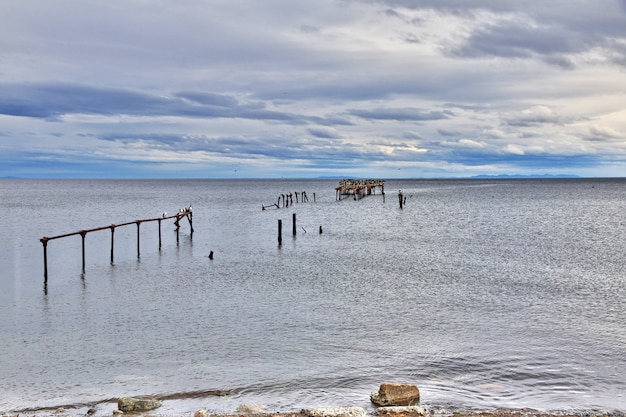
xmin=1 ymin=0 xmax=625 ymax=178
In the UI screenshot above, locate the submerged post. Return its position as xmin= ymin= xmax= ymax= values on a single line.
xmin=80 ymin=231 xmax=86 ymax=271
xmin=41 ymin=238 xmax=49 ymax=282
xmin=136 ymin=221 xmax=141 ymax=258
xmin=110 ymin=225 xmax=115 ymax=264
xmin=175 ymin=215 xmax=180 ymax=244
xmin=292 ymin=213 xmax=297 ymax=236
xmin=278 ymin=219 xmax=282 ymax=245
xmin=187 ymin=211 xmax=194 ymax=236
xmin=158 ymin=219 xmax=162 ymax=249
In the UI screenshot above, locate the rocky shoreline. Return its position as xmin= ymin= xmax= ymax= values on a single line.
xmin=3 ymin=404 xmax=621 ymax=417
xmin=4 ymin=383 xmax=622 ymax=417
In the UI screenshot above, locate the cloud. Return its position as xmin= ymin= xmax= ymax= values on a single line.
xmin=0 ymin=82 xmax=352 ymax=126
xmin=348 ymin=108 xmax=453 ymax=121
xmin=1 ymin=0 xmax=625 ymax=178
xmin=448 ymin=19 xmax=584 ymax=68
xmin=504 ymin=106 xmax=569 ymax=127
xmin=307 ymin=127 xmax=343 ymax=139
xmin=588 ymin=125 xmax=624 ymax=140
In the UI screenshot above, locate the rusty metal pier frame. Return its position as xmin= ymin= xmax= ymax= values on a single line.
xmin=40 ymin=207 xmax=193 ymax=283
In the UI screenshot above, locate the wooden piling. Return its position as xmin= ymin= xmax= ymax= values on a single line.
xmin=41 ymin=238 xmax=48 ymax=283
xmin=136 ymin=221 xmax=141 ymax=258
xmin=158 ymin=219 xmax=162 ymax=249
xmin=110 ymin=225 xmax=115 ymax=263
xmin=278 ymin=219 xmax=282 ymax=245
xmin=292 ymin=213 xmax=297 ymax=236
xmin=80 ymin=231 xmax=86 ymax=271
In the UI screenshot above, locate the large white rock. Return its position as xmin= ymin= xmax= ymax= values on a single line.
xmin=376 ymin=406 xmax=428 ymax=416
xmin=117 ymin=397 xmax=162 ymax=412
xmin=301 ymin=407 xmax=367 ymax=417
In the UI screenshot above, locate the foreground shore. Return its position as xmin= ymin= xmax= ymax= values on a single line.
xmin=5 ymin=407 xmax=616 ymax=417
xmin=4 ymin=404 xmax=623 ymax=417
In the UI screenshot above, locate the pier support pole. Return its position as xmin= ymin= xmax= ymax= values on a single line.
xmin=110 ymin=225 xmax=115 ymax=264
xmin=80 ymin=231 xmax=86 ymax=271
xmin=158 ymin=219 xmax=162 ymax=249
xmin=292 ymin=213 xmax=297 ymax=236
xmin=187 ymin=212 xmax=194 ymax=234
xmin=41 ymin=238 xmax=48 ymax=283
xmin=278 ymin=219 xmax=282 ymax=245
xmin=175 ymin=215 xmax=180 ymax=244
xmin=398 ymin=191 xmax=403 ymax=209
xmin=136 ymin=221 xmax=141 ymax=258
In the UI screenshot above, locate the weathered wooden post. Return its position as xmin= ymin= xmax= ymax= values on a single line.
xmin=110 ymin=225 xmax=115 ymax=264
xmin=175 ymin=215 xmax=180 ymax=244
xmin=158 ymin=219 xmax=162 ymax=249
xmin=398 ymin=190 xmax=403 ymax=209
xmin=80 ymin=231 xmax=87 ymax=271
xmin=292 ymin=213 xmax=297 ymax=236
xmin=136 ymin=221 xmax=141 ymax=258
xmin=187 ymin=211 xmax=194 ymax=234
xmin=278 ymin=219 xmax=282 ymax=245
xmin=41 ymin=237 xmax=48 ymax=282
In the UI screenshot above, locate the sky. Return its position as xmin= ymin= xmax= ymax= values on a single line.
xmin=1 ymin=0 xmax=626 ymax=179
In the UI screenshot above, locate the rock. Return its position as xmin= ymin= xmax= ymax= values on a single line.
xmin=300 ymin=407 xmax=367 ymax=417
xmin=117 ymin=397 xmax=162 ymax=412
xmin=370 ymin=383 xmax=420 ymax=406
xmin=237 ymin=404 xmax=267 ymax=413
xmin=112 ymin=410 xmax=124 ymax=415
xmin=194 ymin=408 xmax=208 ymax=417
xmin=376 ymin=406 xmax=427 ymax=416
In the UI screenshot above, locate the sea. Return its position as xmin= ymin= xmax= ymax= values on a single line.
xmin=1 ymin=178 xmax=624 ymax=416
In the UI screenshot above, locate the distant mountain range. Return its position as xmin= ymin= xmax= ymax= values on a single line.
xmin=472 ymin=174 xmax=580 ymax=179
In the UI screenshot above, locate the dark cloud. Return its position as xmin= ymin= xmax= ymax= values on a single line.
xmin=307 ymin=127 xmax=342 ymax=139
xmin=437 ymin=128 xmax=462 ymax=137
xmin=449 ymin=21 xmax=584 ymax=65
xmin=368 ymin=0 xmax=626 ymax=68
xmin=347 ymin=107 xmax=453 ymax=121
xmin=0 ymin=82 xmax=352 ymax=126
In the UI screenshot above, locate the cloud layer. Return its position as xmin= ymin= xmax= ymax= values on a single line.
xmin=1 ymin=0 xmax=625 ymax=178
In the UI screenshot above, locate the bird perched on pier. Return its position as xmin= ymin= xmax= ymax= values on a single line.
xmin=162 ymin=212 xmax=167 ymax=218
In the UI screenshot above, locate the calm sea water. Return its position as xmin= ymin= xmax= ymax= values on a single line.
xmin=1 ymin=178 xmax=624 ymax=416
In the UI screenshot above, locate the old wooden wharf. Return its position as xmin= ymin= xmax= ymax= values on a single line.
xmin=335 ymin=179 xmax=385 ymax=200
xmin=39 ymin=206 xmax=194 ymax=283
xmin=263 ymin=190 xmax=315 ymax=210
